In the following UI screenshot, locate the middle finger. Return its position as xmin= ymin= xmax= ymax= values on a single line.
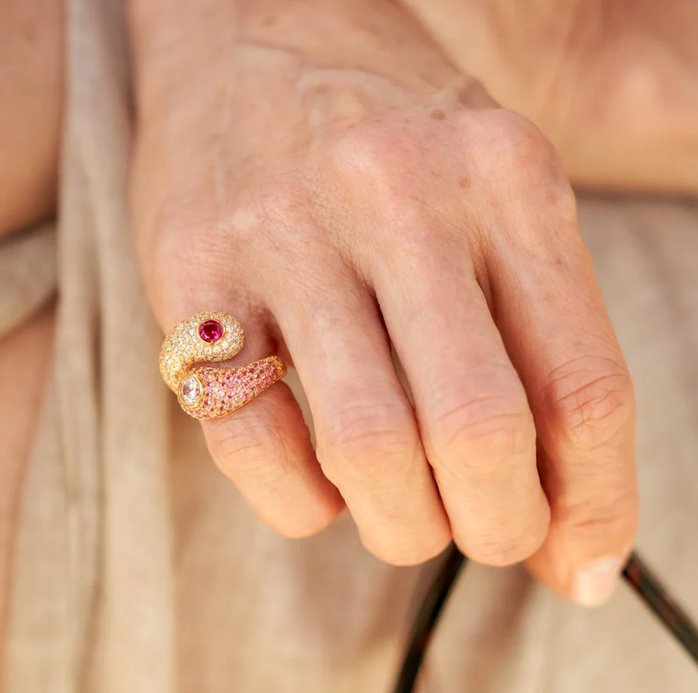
xmin=369 ymin=230 xmax=551 ymax=565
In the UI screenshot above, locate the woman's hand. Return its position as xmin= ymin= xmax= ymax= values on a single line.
xmin=128 ymin=0 xmax=637 ymax=606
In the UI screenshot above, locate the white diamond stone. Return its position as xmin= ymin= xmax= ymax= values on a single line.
xmin=180 ymin=375 xmax=202 ymax=405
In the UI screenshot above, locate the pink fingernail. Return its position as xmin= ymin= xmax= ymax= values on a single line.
xmin=572 ymin=555 xmax=624 ymax=607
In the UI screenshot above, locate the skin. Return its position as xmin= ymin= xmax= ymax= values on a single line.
xmin=128 ymin=0 xmax=639 ymax=605
xmin=0 ymin=0 xmax=61 ymax=658
xmin=1 ymin=0 xmax=694 ymax=616
xmin=403 ymin=0 xmax=698 ymax=193
xmin=0 ymin=0 xmax=62 ymax=238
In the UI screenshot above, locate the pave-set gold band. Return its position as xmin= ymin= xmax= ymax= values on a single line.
xmin=159 ymin=310 xmax=286 ymax=420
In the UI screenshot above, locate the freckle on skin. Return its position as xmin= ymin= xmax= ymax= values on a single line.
xmin=263 ymin=15 xmax=277 ymax=26
xmin=458 ymin=81 xmax=490 ymax=107
xmin=22 ymin=22 xmax=37 ymax=42
xmin=431 ymin=109 xmax=446 ymax=121
xmin=458 ymin=177 xmax=470 ymax=189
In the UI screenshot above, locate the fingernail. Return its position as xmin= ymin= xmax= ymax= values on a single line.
xmin=571 ymin=555 xmax=624 ymax=607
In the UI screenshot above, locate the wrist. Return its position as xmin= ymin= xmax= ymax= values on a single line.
xmin=127 ymin=0 xmax=465 ymax=108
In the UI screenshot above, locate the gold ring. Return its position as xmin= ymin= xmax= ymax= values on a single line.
xmin=159 ymin=310 xmax=286 ymax=420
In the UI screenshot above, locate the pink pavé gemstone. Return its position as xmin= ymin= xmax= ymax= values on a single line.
xmin=198 ymin=319 xmax=224 ymax=343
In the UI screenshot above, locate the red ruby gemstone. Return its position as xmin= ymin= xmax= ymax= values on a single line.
xmin=198 ymin=319 xmax=224 ymax=343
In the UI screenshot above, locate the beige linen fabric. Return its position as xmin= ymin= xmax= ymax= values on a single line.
xmin=1 ymin=0 xmax=697 ymax=691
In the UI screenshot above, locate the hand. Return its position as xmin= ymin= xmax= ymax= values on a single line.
xmin=129 ymin=0 xmax=638 ymax=606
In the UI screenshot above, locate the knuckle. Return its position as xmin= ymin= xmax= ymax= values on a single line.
xmin=317 ymin=399 xmax=419 ymax=479
xmin=556 ymin=491 xmax=639 ymax=544
xmin=427 ymin=388 xmax=535 ymax=472
xmin=472 ymin=109 xmax=575 ymax=216
xmin=475 ymin=110 xmax=554 ymax=170
xmin=228 ymin=175 xmax=316 ymax=249
xmin=543 ymin=355 xmax=635 ymax=449
xmin=321 ymin=123 xmax=434 ymax=254
xmin=326 ymin=120 xmax=396 ymax=169
xmin=323 ymin=120 xmax=412 ymax=192
xmin=206 ymin=420 xmax=290 ymax=482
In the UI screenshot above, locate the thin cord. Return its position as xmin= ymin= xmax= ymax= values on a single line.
xmin=623 ymin=551 xmax=698 ymax=665
xmin=392 ymin=545 xmax=698 ymax=693
xmin=392 ymin=545 xmax=466 ymax=693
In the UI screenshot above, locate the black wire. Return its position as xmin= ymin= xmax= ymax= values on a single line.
xmin=392 ymin=544 xmax=467 ymax=693
xmin=392 ymin=545 xmax=698 ymax=693
xmin=622 ymin=551 xmax=698 ymax=665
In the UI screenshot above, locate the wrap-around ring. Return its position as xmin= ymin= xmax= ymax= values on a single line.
xmin=159 ymin=310 xmax=286 ymax=420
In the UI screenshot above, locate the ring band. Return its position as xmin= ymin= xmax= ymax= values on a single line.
xmin=159 ymin=310 xmax=286 ymax=420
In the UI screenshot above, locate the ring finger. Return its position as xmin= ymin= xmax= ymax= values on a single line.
xmin=268 ymin=245 xmax=452 ymax=565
